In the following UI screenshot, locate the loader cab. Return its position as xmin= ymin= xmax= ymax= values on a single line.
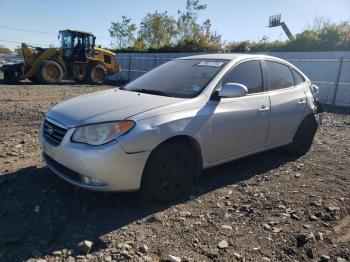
xmin=58 ymin=30 xmax=96 ymax=62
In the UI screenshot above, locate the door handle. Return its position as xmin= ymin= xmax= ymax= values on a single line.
xmin=298 ymin=99 xmax=306 ymax=105
xmin=259 ymin=105 xmax=270 ymax=112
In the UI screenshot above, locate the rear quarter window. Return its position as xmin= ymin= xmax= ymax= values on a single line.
xmin=291 ymin=68 xmax=305 ymax=85
xmin=265 ymin=61 xmax=294 ymax=90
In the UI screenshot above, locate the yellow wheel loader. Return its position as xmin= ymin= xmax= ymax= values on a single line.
xmin=1 ymin=30 xmax=121 ymax=84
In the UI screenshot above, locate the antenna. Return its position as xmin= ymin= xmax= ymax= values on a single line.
xmin=268 ymin=14 xmax=295 ymax=40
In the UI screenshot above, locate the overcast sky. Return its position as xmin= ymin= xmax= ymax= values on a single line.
xmin=0 ymin=0 xmax=349 ymax=50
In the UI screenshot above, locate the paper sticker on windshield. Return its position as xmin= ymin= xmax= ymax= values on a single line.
xmin=197 ymin=61 xmax=224 ymax=67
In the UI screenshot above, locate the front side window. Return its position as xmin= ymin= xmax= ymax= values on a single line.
xmin=122 ymin=59 xmax=228 ymax=98
xmin=222 ymin=60 xmax=263 ymax=94
xmin=265 ymin=61 xmax=294 ymax=90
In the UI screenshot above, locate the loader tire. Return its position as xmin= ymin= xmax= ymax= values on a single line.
xmin=86 ymin=64 xmax=107 ymax=84
xmin=36 ymin=60 xmax=63 ymax=84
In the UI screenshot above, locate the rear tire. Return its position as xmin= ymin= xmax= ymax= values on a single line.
xmin=85 ymin=64 xmax=107 ymax=84
xmin=141 ymin=140 xmax=199 ymax=203
xmin=287 ymin=114 xmax=318 ymax=156
xmin=36 ymin=60 xmax=63 ymax=84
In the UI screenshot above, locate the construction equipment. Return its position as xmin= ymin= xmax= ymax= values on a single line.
xmin=1 ymin=30 xmax=121 ymax=84
xmin=268 ymin=14 xmax=295 ymax=41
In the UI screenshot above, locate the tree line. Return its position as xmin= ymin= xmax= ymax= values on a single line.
xmin=109 ymin=1 xmax=350 ymax=53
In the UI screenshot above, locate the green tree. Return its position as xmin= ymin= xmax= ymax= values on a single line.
xmin=176 ymin=0 xmax=207 ymax=41
xmin=138 ymin=11 xmax=177 ymax=48
xmin=109 ymin=16 xmax=137 ymax=49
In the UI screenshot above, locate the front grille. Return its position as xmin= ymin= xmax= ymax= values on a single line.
xmin=43 ymin=120 xmax=67 ymax=146
xmin=43 ymin=153 xmax=81 ymax=182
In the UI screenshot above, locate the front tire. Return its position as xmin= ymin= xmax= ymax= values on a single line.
xmin=85 ymin=64 xmax=107 ymax=84
xmin=287 ymin=114 xmax=318 ymax=156
xmin=141 ymin=140 xmax=199 ymax=203
xmin=36 ymin=60 xmax=63 ymax=84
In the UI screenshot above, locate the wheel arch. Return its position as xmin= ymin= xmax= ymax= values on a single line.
xmin=144 ymin=134 xmax=203 ymax=172
xmin=292 ymin=113 xmax=318 ymax=140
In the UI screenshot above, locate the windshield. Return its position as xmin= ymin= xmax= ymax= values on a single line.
xmin=122 ymin=59 xmax=228 ymax=98
xmin=58 ymin=31 xmax=95 ymax=50
xmin=59 ymin=31 xmax=74 ymax=49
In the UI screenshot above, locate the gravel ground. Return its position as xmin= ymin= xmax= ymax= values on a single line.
xmin=0 ymin=83 xmax=349 ymax=262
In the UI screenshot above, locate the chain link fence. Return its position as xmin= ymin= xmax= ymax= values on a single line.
xmin=111 ymin=52 xmax=350 ymax=108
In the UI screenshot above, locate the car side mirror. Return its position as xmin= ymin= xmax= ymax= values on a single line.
xmin=218 ymin=83 xmax=248 ymax=98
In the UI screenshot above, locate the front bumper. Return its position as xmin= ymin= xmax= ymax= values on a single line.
xmin=39 ymin=122 xmax=150 ymax=191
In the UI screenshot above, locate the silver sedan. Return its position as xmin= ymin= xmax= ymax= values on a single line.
xmin=40 ymin=54 xmax=322 ymax=202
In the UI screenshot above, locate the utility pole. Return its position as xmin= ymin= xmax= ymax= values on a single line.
xmin=268 ymin=14 xmax=295 ymax=41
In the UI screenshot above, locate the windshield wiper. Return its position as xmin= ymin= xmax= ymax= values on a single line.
xmin=132 ymin=89 xmax=173 ymax=97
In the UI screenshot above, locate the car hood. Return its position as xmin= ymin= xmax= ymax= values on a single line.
xmin=46 ymin=89 xmax=184 ymax=127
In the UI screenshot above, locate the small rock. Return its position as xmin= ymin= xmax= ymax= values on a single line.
xmin=336 ymin=258 xmax=347 ymax=262
xmin=315 ymin=232 xmax=324 ymax=241
xmin=179 ymin=211 xmax=191 ymax=218
xmin=207 ymin=249 xmax=219 ymax=258
xmin=281 ymin=213 xmax=291 ymax=218
xmin=6 ymin=151 xmax=18 ymax=157
xmin=217 ymin=240 xmax=229 ymax=249
xmin=322 ymin=214 xmax=333 ymax=221
xmin=143 ymin=256 xmax=153 ymax=262
xmin=307 ymin=233 xmax=316 ymax=242
xmin=52 ymin=250 xmax=62 ymax=256
xmin=296 ymin=233 xmax=308 ymax=247
xmin=166 ymin=255 xmax=181 ymax=262
xmin=327 ymin=206 xmax=340 ymax=212
xmin=221 ymin=225 xmax=233 ymax=230
xmin=268 ymin=221 xmax=278 ymax=226
xmin=233 ymin=252 xmax=242 ymax=259
xmin=77 ymin=240 xmax=93 ymax=254
xmin=273 ymin=227 xmax=283 ymax=233
xmin=315 ymin=211 xmax=323 ymax=217
xmin=118 ymin=242 xmax=132 ymax=250
xmin=320 ymin=255 xmax=330 ymax=262
xmin=291 ymin=213 xmax=301 ymax=220
xmin=224 ymin=213 xmax=231 ymax=219
xmin=104 ymin=256 xmax=112 ymax=262
xmin=86 ymin=254 xmax=95 ymax=260
xmin=139 ymin=244 xmax=149 ymax=253
xmin=263 ymin=223 xmax=272 ymax=231
xmin=306 ymin=248 xmax=316 ymax=259
xmin=309 ymin=215 xmax=318 ymax=221
xmin=303 ymin=224 xmax=310 ymax=229
xmin=294 ymin=173 xmax=302 ymax=178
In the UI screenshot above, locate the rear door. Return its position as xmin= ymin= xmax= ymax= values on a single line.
xmin=263 ymin=60 xmax=307 ymax=146
xmin=205 ymin=59 xmax=271 ymax=162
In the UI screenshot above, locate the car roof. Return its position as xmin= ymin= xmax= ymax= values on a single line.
xmin=177 ymin=53 xmax=279 ymax=61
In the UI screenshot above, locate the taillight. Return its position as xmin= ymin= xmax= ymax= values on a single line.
xmin=310 ymin=84 xmax=320 ymax=102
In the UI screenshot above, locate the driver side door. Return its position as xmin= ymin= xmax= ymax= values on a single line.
xmin=204 ymin=60 xmax=271 ymax=163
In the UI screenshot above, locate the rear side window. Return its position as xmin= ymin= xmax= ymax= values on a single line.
xmin=222 ymin=60 xmax=263 ymax=94
xmin=265 ymin=61 xmax=294 ymax=90
xmin=291 ymin=68 xmax=305 ymax=85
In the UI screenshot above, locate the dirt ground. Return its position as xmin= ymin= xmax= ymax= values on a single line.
xmin=0 ymin=83 xmax=349 ymax=262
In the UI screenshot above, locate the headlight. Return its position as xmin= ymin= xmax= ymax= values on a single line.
xmin=72 ymin=120 xmax=135 ymax=145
